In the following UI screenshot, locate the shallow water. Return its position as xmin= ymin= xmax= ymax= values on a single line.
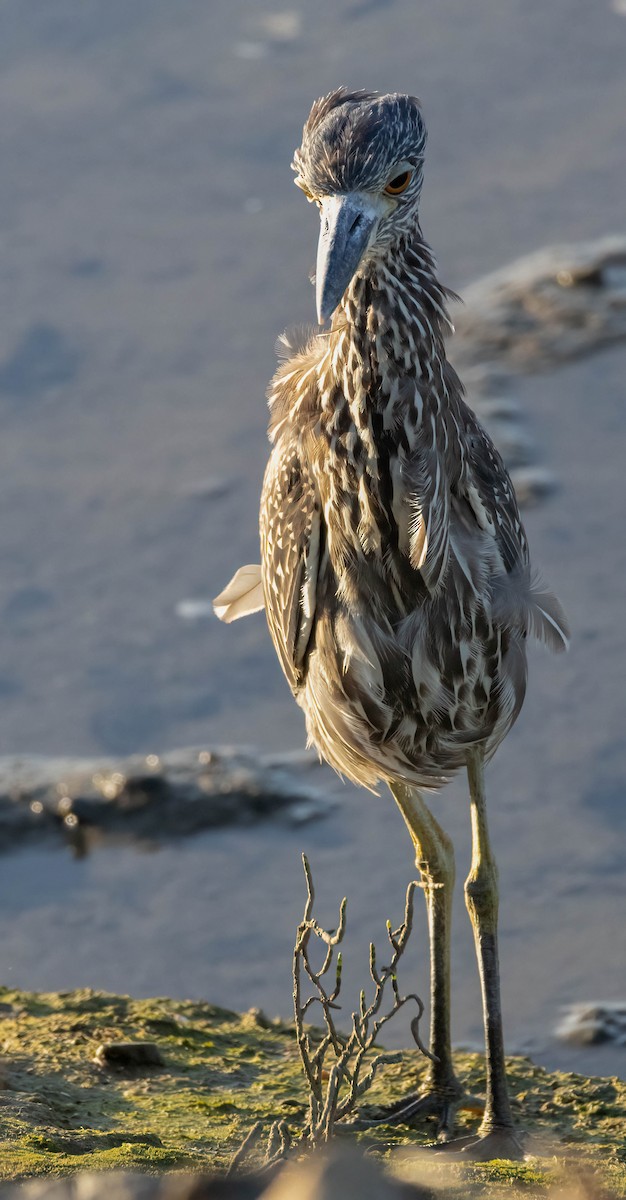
xmin=0 ymin=1 xmax=625 ymax=1083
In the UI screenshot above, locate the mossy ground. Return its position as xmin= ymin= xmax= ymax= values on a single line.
xmin=0 ymin=987 xmax=624 ymax=1193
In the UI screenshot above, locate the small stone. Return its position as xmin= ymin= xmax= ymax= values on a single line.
xmin=94 ymin=1042 xmax=165 ymax=1069
xmin=244 ymin=1007 xmax=273 ymax=1029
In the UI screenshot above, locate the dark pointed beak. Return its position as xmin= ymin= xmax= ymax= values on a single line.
xmin=315 ymin=194 xmax=378 ymax=324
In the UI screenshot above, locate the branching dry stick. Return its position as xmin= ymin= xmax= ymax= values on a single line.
xmin=226 ymin=1121 xmax=263 ymax=1177
xmin=293 ymin=853 xmax=432 ymax=1145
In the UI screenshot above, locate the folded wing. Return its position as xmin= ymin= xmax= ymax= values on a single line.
xmin=260 ymin=442 xmax=321 ymax=691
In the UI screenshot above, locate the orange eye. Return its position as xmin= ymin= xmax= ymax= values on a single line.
xmin=384 ymin=170 xmax=413 ymax=196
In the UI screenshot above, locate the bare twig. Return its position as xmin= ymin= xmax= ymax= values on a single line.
xmin=263 ymin=1119 xmax=292 ymax=1170
xmin=226 ymin=1121 xmax=263 ymax=1177
xmin=227 ymin=1116 xmax=294 ymax=1179
xmin=293 ymin=854 xmax=430 ymax=1144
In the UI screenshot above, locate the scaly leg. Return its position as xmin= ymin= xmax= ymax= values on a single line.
xmin=456 ymin=746 xmax=524 ymax=1160
xmin=365 ymin=781 xmax=465 ymax=1139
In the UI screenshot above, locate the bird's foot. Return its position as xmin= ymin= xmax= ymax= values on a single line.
xmin=430 ymin=1126 xmax=526 ymax=1161
xmin=349 ymin=1078 xmax=477 ymax=1141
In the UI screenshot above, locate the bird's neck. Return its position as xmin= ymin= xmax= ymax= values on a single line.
xmin=327 ymin=235 xmax=453 ymax=428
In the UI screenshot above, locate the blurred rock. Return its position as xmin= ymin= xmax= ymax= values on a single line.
xmin=450 ymin=235 xmax=626 ymax=504
xmin=259 ymin=1145 xmax=421 ymax=1200
xmin=0 ymin=1174 xmax=262 ymax=1199
xmin=452 ymin=235 xmax=626 ymax=373
xmin=0 ymin=746 xmax=333 ymax=852
xmin=555 ymin=1002 xmax=626 ymax=1046
xmin=0 ymin=1147 xmax=427 ymax=1199
xmin=508 ymin=466 xmax=557 ymax=507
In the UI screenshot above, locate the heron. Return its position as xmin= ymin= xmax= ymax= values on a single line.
xmin=213 ymin=89 xmax=568 ymax=1159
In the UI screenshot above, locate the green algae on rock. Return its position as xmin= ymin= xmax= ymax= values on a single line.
xmin=0 ymin=987 xmax=624 ymax=1194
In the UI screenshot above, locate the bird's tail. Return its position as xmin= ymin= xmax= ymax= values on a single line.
xmin=492 ymin=568 xmax=570 ymax=653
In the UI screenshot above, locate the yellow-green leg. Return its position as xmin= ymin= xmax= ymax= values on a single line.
xmin=458 ymin=746 xmax=524 ymax=1160
xmin=383 ymin=781 xmax=464 ymax=1138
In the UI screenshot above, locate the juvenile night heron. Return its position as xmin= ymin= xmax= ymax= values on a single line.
xmin=214 ymin=89 xmax=568 ymax=1158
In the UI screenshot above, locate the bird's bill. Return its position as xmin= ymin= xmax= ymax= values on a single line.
xmin=315 ymin=193 xmax=378 ymax=324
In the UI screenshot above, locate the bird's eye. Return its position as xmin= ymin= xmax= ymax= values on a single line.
xmin=384 ymin=170 xmax=413 ymax=196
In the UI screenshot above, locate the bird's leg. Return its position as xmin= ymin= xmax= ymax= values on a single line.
xmin=393 ymin=784 xmax=459 ymax=1097
xmin=450 ymin=746 xmax=524 ymax=1160
xmin=356 ymin=782 xmax=466 ymax=1139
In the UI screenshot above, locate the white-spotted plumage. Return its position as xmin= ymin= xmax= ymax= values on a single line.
xmin=215 ymin=87 xmax=568 ymax=795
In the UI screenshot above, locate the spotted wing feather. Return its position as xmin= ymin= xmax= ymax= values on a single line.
xmin=260 ymin=442 xmax=321 ymax=691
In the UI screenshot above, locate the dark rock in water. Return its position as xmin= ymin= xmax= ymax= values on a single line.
xmin=0 ymin=746 xmax=333 ymax=854
xmin=556 ymin=1002 xmax=626 ymax=1046
xmin=452 ymin=235 xmax=626 ymax=373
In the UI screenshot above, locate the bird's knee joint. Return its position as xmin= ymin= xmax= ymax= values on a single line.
xmin=464 ymin=864 xmax=498 ymax=914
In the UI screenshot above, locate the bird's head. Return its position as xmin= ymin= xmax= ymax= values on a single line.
xmin=292 ymin=88 xmax=427 ymax=324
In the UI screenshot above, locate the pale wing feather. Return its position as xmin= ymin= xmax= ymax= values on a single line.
xmin=213 ymin=564 xmax=264 ymax=623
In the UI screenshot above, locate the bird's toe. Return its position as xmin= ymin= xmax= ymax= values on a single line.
xmin=431 ymin=1126 xmax=526 ymax=1161
xmin=348 ymin=1080 xmax=474 ymax=1139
